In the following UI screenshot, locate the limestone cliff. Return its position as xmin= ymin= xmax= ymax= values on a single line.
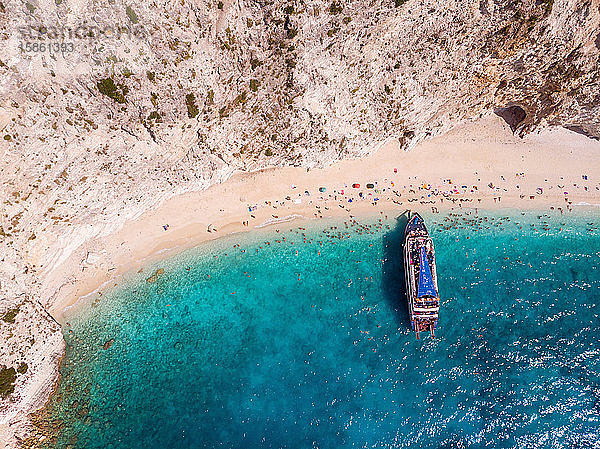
xmin=0 ymin=298 xmax=63 ymax=448
xmin=0 ymin=0 xmax=599 ymax=445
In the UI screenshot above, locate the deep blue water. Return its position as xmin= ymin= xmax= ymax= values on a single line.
xmin=51 ymin=211 xmax=600 ymax=449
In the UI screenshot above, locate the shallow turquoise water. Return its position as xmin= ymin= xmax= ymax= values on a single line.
xmin=51 ymin=211 xmax=600 ymax=448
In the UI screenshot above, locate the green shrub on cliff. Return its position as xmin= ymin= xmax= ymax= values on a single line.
xmin=97 ymin=78 xmax=127 ymax=104
xmin=185 ymin=93 xmax=199 ymax=118
xmin=2 ymin=306 xmax=20 ymax=323
xmin=329 ymin=1 xmax=343 ymax=14
xmin=126 ymin=6 xmax=139 ymax=24
xmin=0 ymin=366 xmax=17 ymax=398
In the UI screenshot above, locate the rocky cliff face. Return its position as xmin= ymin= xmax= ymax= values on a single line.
xmin=0 ymin=298 xmax=64 ymax=448
xmin=0 ymin=0 xmax=599 ymax=443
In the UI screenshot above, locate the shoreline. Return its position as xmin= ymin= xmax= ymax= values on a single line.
xmin=58 ymin=202 xmax=600 ymax=323
xmin=42 ymin=115 xmax=600 ymax=321
xmin=3 ymin=114 xmax=599 ymax=447
xmin=27 ymin=206 xmax=600 ymax=449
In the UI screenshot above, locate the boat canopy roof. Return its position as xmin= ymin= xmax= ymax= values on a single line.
xmin=406 ymin=213 xmax=428 ymax=236
xmin=417 ymin=246 xmax=437 ymax=298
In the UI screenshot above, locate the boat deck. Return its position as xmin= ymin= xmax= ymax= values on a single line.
xmin=403 ymin=213 xmax=440 ymax=338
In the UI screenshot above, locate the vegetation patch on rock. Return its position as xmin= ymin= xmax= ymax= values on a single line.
xmin=126 ymin=5 xmax=139 ymax=23
xmin=186 ymin=93 xmax=199 ymax=118
xmin=97 ymin=78 xmax=128 ymax=104
xmin=0 ymin=366 xmax=17 ymax=398
xmin=2 ymin=306 xmax=20 ymax=324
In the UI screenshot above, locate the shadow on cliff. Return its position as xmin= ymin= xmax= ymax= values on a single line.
xmin=382 ymin=210 xmax=410 ymax=328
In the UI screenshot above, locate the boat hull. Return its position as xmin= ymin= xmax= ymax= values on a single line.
xmin=403 ymin=212 xmax=440 ymax=337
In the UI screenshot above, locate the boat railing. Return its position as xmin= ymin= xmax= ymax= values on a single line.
xmin=415 ymin=298 xmax=439 ymax=308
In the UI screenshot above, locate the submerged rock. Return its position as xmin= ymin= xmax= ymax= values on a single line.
xmin=146 ymin=268 xmax=165 ymax=283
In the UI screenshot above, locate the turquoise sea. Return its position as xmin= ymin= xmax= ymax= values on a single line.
xmin=50 ymin=210 xmax=600 ymax=449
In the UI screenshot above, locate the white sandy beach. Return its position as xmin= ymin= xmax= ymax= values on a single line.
xmin=43 ymin=115 xmax=600 ymax=321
